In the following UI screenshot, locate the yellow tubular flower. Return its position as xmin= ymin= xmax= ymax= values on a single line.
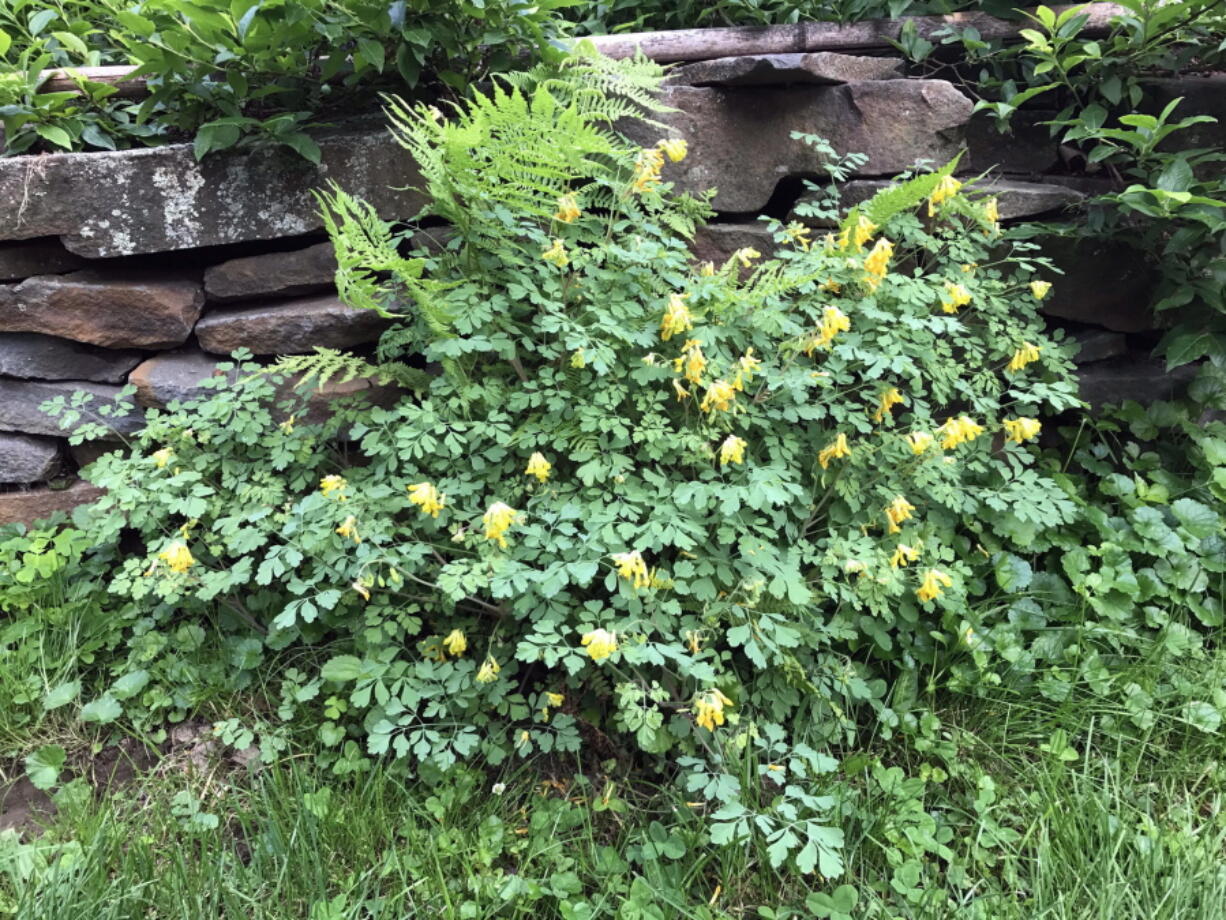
xmin=673 ymin=338 xmax=707 ymax=385
xmin=541 ymin=238 xmax=569 ymax=268
xmin=693 ymin=689 xmax=734 ymax=731
xmin=336 ymin=515 xmax=361 ymax=544
xmin=872 ymin=387 xmax=905 ymax=424
xmin=906 ymin=431 xmax=934 ymax=455
xmin=818 ymin=432 xmax=851 ymax=469
xmin=611 ymin=551 xmax=651 ymax=590
xmin=476 ymin=656 xmax=500 ymax=683
xmin=732 ymin=247 xmax=762 ymax=268
xmin=554 ymin=194 xmax=581 ymax=223
xmin=483 ymin=502 xmax=519 ymax=548
xmin=673 ymin=378 xmax=690 ymax=401
xmin=1003 ymin=417 xmax=1042 ymax=443
xmin=658 ymin=138 xmax=688 ymax=162
xmin=884 ymin=495 xmax=916 ymax=534
xmin=698 ymin=260 xmax=716 ymax=277
xmin=660 ymin=293 xmax=693 ymax=341
xmin=351 ymin=579 xmax=371 ymax=601
xmin=890 ymin=543 xmax=921 ymax=568
xmin=158 ymin=541 xmax=195 ymax=574
xmin=570 ymin=348 xmax=586 ymax=368
xmin=319 ymin=474 xmax=348 ymax=498
xmin=937 ymin=416 xmax=985 ymax=450
xmin=927 ymin=174 xmax=963 ymax=216
xmin=784 ymin=221 xmax=812 ymax=251
xmin=152 ymin=448 xmax=173 ymax=468
xmin=631 ymin=146 xmax=665 ymax=194
xmin=733 ymin=348 xmax=762 ymax=391
xmin=1030 ymin=280 xmax=1052 ymax=300
xmin=699 ymin=379 xmax=736 ymax=414
xmin=545 ymin=692 xmax=564 ymax=707
xmin=916 ymin=568 xmax=953 ymax=603
xmin=719 ymin=435 xmax=747 ymax=466
xmin=983 ymin=196 xmax=1001 ymax=235
xmin=863 ymin=238 xmax=894 ymax=290
xmin=685 ymin=630 xmax=703 ymax=654
xmin=1007 ymin=342 xmax=1042 ymax=373
xmin=443 ymin=629 xmax=467 ymax=657
xmin=940 ymin=281 xmax=972 ymax=314
xmin=806 ymin=305 xmax=851 ymax=354
xmin=851 ymin=214 xmax=877 ymax=252
xmin=525 ymin=452 xmax=552 ymax=483
xmin=407 ymin=482 xmax=445 ymax=517
xmin=581 ymin=628 xmax=619 ymax=661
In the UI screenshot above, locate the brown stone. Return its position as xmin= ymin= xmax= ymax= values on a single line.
xmin=128 ymin=350 xmax=235 ymax=408
xmin=1 ymin=271 xmax=204 ymax=349
xmin=0 ymin=433 xmax=60 ymax=484
xmin=0 ymin=378 xmax=144 ymax=438
xmin=665 ymin=52 xmax=903 ymax=87
xmin=0 ymin=332 xmax=143 ymax=383
xmin=195 ymin=295 xmax=387 ymax=355
xmin=0 ymin=479 xmax=106 ymax=527
xmin=691 ymin=223 xmax=778 ymax=266
xmin=204 ymin=241 xmax=337 ymax=302
xmin=1037 ymin=237 xmax=1155 ymax=334
xmin=0 ymin=239 xmax=86 ymax=282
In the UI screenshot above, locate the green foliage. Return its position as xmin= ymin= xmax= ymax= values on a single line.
xmin=565 ymin=0 xmax=981 ymax=32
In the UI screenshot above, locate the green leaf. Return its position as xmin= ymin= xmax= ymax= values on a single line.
xmin=320 ymin=655 xmax=365 ymax=682
xmin=42 ymin=680 xmax=80 ymax=711
xmin=1181 ymin=701 xmax=1221 ymax=734
xmin=80 ymin=694 xmax=123 ymax=724
xmin=110 ymin=669 xmax=150 ymax=701
xmin=24 ymin=745 xmax=67 ymax=791
xmin=0 ymin=29 xmax=12 ymax=58
xmin=35 ymin=124 xmax=74 ymax=149
xmin=282 ymin=132 xmax=322 ymax=164
xmin=1171 ymin=498 xmax=1220 ymax=539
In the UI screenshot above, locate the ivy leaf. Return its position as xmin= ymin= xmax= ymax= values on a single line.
xmin=25 ymin=745 xmax=67 ymax=791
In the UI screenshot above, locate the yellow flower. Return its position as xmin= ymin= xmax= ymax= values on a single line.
xmin=927 ymin=174 xmax=962 ymax=216
xmin=872 ymin=387 xmax=905 ymax=424
xmin=570 ymin=348 xmax=586 ymax=368
xmin=906 ymin=431 xmax=934 ymax=455
xmin=685 ymin=630 xmax=703 ymax=654
xmin=890 ymin=543 xmax=920 ymax=568
xmin=335 ymin=515 xmax=361 ymax=544
xmin=483 ymin=502 xmax=519 ymax=548
xmin=844 ymin=559 xmax=867 ymax=575
xmin=693 ymin=688 xmax=734 ymax=731
xmin=937 ymin=416 xmax=985 ymax=449
xmin=320 ymin=474 xmax=348 ymax=498
xmin=673 ymin=378 xmax=690 ymax=401
xmin=820 ymin=277 xmax=842 ymax=294
xmin=1030 ymin=279 xmax=1052 ymax=300
xmin=476 ymin=656 xmax=500 ymax=683
xmin=631 ymin=146 xmax=665 ymax=194
xmin=1003 ymin=417 xmax=1042 ymax=443
xmin=732 ymin=247 xmax=762 ymax=268
xmin=280 ymin=415 xmax=297 ymax=434
xmin=612 ymin=551 xmax=650 ymax=590
xmin=554 ymin=194 xmax=581 ymax=223
xmin=1007 ymin=342 xmax=1042 ymax=373
xmin=152 ymin=447 xmax=173 ymax=468
xmin=158 ymin=541 xmax=194 ymax=574
xmin=818 ymin=433 xmax=851 ymax=469
xmin=698 ymin=260 xmax=716 ymax=277
xmin=658 ymin=138 xmax=688 ymax=162
xmin=443 ymin=629 xmax=467 ymax=657
xmin=660 ymin=293 xmax=693 ymax=341
xmin=784 ymin=221 xmax=812 ymax=251
xmin=525 ymin=452 xmax=552 ymax=483
xmin=351 ymin=579 xmax=371 ymax=601
xmin=407 ymin=482 xmax=445 ymax=517
xmin=545 ymin=691 xmax=565 ymax=707
xmin=806 ymin=305 xmax=851 ymax=354
xmin=940 ymin=281 xmax=972 ymax=314
xmin=836 ymin=214 xmax=878 ymax=253
xmin=961 ymin=263 xmax=977 ymax=274
xmin=699 ymin=379 xmax=736 ymax=414
xmin=732 ymin=348 xmax=761 ymax=391
xmin=581 ymin=628 xmax=619 ymax=661
xmin=719 ymin=435 xmax=747 ymax=466
xmin=863 ymin=237 xmax=894 ymax=290
xmin=884 ymin=495 xmax=916 ymax=534
xmin=983 ymin=196 xmax=1000 ymax=224
xmin=916 ymin=568 xmax=953 ymax=603
xmin=541 ymin=238 xmax=569 ymax=268
xmin=673 ymin=338 xmax=707 ymax=385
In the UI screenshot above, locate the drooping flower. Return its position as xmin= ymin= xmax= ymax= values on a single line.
xmin=407 ymin=482 xmax=445 ymax=517
xmin=483 ymin=502 xmax=519 ymax=548
xmin=837 ymin=214 xmax=878 ymax=253
xmin=1030 ymin=279 xmax=1052 ymax=300
xmin=1007 ymin=342 xmax=1042 ymax=373
xmin=660 ymin=293 xmax=693 ymax=341
xmin=545 ymin=692 xmax=565 ymax=707
xmin=863 ymin=237 xmax=894 ymax=290
xmin=443 ymin=629 xmax=467 ymax=657
xmin=1003 ymin=417 xmax=1042 ymax=443
xmin=940 ymin=281 xmax=972 ymax=314
xmin=335 ymin=515 xmax=361 ymax=544
xmin=719 ymin=435 xmax=747 ymax=466
xmin=693 ymin=688 xmax=734 ymax=731
xmin=685 ymin=630 xmax=703 ymax=654
xmin=541 ymin=238 xmax=569 ymax=268
xmin=612 ymin=551 xmax=650 ymax=590
xmin=581 ymin=628 xmax=619 ymax=661
xmin=927 ymin=174 xmax=963 ymax=216
xmin=906 ymin=431 xmax=934 ymax=455
xmin=872 ymin=387 xmax=905 ymax=423
xmin=784 ymin=221 xmax=812 ymax=251
xmin=890 ymin=543 xmax=920 ymax=568
xmin=554 ymin=194 xmax=581 ymax=223
xmin=733 ymin=348 xmax=762 ymax=391
xmin=983 ymin=196 xmax=1000 ymax=233
xmin=673 ymin=338 xmax=707 ymax=385
xmin=152 ymin=447 xmax=173 ymax=469
xmin=658 ymin=138 xmax=688 ymax=162
xmin=476 ymin=656 xmax=501 ymax=683
xmin=818 ymin=433 xmax=851 ymax=469
xmin=320 ymin=474 xmax=348 ymax=498
xmin=805 ymin=305 xmax=851 ymax=354
xmin=351 ymin=579 xmax=371 ymax=601
xmin=884 ymin=495 xmax=916 ymax=534
xmin=820 ymin=277 xmax=842 ymax=294
xmin=699 ymin=379 xmax=737 ymax=414
xmin=158 ymin=542 xmax=194 ymax=574
xmin=570 ymin=348 xmax=586 ymax=368
xmin=732 ymin=247 xmax=762 ymax=268
xmin=916 ymin=568 xmax=953 ymax=603
xmin=525 ymin=452 xmax=552 ymax=483
xmin=631 ymin=146 xmax=665 ymax=194
xmin=937 ymin=416 xmax=985 ymax=449
xmin=673 ymin=378 xmax=690 ymax=401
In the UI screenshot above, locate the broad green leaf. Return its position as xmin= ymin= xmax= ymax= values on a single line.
xmin=80 ymin=694 xmax=123 ymax=724
xmin=320 ymin=655 xmax=365 ymax=682
xmin=24 ymin=745 xmax=67 ymax=791
xmin=42 ymin=680 xmax=80 ymax=711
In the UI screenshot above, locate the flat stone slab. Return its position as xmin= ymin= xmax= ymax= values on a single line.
xmin=963 ymin=110 xmax=1059 ymax=175
xmin=1079 ymin=356 xmax=1197 ymax=409
xmin=0 ymin=271 xmax=204 ymax=349
xmin=666 ymin=52 xmax=903 ymax=86
xmin=204 ymin=241 xmax=338 ymax=302
xmin=0 ymin=433 xmax=60 ymax=484
xmin=0 ymin=479 xmax=106 ymax=527
xmin=691 ymin=222 xmax=778 ymax=266
xmin=129 ymin=350 xmax=234 ymax=408
xmin=1038 ymin=237 xmax=1154 ymax=334
xmin=628 ymin=81 xmax=972 ymax=212
xmin=0 ymin=129 xmax=424 ymax=258
xmin=791 ymin=177 xmax=1084 ymax=223
xmin=1070 ymin=329 xmax=1127 ymax=365
xmin=0 ymin=378 xmax=143 ymax=438
xmin=0 ymin=239 xmax=86 ymax=282
xmin=195 ymin=294 xmax=387 ymax=355
xmin=0 ymin=332 xmax=143 ymax=383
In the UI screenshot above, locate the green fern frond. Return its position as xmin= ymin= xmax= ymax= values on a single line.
xmin=839 ymin=152 xmax=965 ymax=233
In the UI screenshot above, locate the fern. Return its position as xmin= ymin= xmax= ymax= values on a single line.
xmin=838 ymin=152 xmax=965 ymax=234
xmin=265 ymin=347 xmax=433 ymax=393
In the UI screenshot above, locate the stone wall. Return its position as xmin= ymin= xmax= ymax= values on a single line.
xmin=1 ymin=53 xmax=1222 ymax=526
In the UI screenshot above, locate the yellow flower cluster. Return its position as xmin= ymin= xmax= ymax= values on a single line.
xmin=612 ymin=550 xmax=650 ymax=590
xmin=582 ymin=628 xmax=619 ymax=661
xmin=1003 ymin=417 xmax=1042 ymax=443
xmin=732 ymin=247 xmax=761 ymax=269
xmin=336 ymin=515 xmax=361 ymax=544
xmin=1007 ymin=342 xmax=1042 ymax=373
xmin=884 ymin=495 xmax=916 ymax=534
xmin=483 ymin=502 xmax=519 ymax=548
xmin=927 ymin=175 xmax=962 ymax=216
xmin=719 ymin=435 xmax=747 ymax=465
xmin=693 ymin=688 xmax=734 ymax=731
xmin=818 ymin=432 xmax=851 ymax=469
xmin=937 ymin=416 xmax=985 ymax=449
xmin=940 ymin=281 xmax=972 ymax=314
xmin=733 ymin=349 xmax=761 ymax=391
xmin=658 ymin=138 xmax=688 ymax=163
xmin=784 ymin=221 xmax=812 ymax=250
xmin=660 ymin=293 xmax=693 ymax=341
xmin=525 ymin=452 xmax=552 ymax=483
xmin=541 ymin=238 xmax=569 ymax=268
xmin=158 ymin=542 xmax=195 ymax=574
xmin=863 ymin=238 xmax=894 ymax=291
xmin=890 ymin=543 xmax=920 ymax=568
xmin=554 ymin=194 xmax=581 ymax=223
xmin=832 ymin=214 xmax=877 ymax=253
xmin=1030 ymin=280 xmax=1052 ymax=300
xmin=983 ymin=197 xmax=1000 ymax=234
xmin=906 ymin=431 xmax=934 ymax=455
xmin=631 ymin=146 xmax=665 ymax=194
xmin=443 ymin=629 xmax=467 ymax=657
xmin=872 ymin=387 xmax=904 ymax=423
xmin=916 ymin=568 xmax=953 ymax=602
xmin=700 ymin=379 xmax=737 ymax=414
xmin=320 ymin=474 xmax=348 ymax=498
xmin=476 ymin=656 xmax=500 ymax=683
xmin=805 ymin=305 xmax=851 ymax=354
xmin=408 ymin=481 xmax=445 ymax=517
xmin=152 ymin=447 xmax=173 ymax=469
xmin=673 ymin=338 xmax=706 ymax=386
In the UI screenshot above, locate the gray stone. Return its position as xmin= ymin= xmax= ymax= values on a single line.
xmin=691 ymin=223 xmax=778 ymax=267
xmin=0 ymin=378 xmax=143 ymax=438
xmin=0 ymin=479 xmax=106 ymax=527
xmin=128 ymin=350 xmax=234 ymax=408
xmin=204 ymin=242 xmax=338 ymax=302
xmin=790 ymin=177 xmax=1084 ymax=224
xmin=1070 ymin=329 xmax=1128 ymax=365
xmin=0 ymin=332 xmax=143 ymax=383
xmin=666 ymin=52 xmax=903 ymax=87
xmin=69 ymin=440 xmax=120 ymax=470
xmin=0 ymin=271 xmax=204 ymax=349
xmin=195 ymin=294 xmax=387 ymax=355
xmin=1079 ymin=356 xmax=1197 ymax=409
xmin=0 ymin=129 xmax=425 ymax=258
xmin=1146 ymin=75 xmax=1226 ymax=154
xmin=1037 ymin=237 xmax=1155 ymax=334
xmin=0 ymin=433 xmax=60 ymax=484
xmin=626 ymin=81 xmax=972 ymax=213
xmin=963 ymin=110 xmax=1059 ymax=175
xmin=0 ymin=239 xmax=86 ymax=281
